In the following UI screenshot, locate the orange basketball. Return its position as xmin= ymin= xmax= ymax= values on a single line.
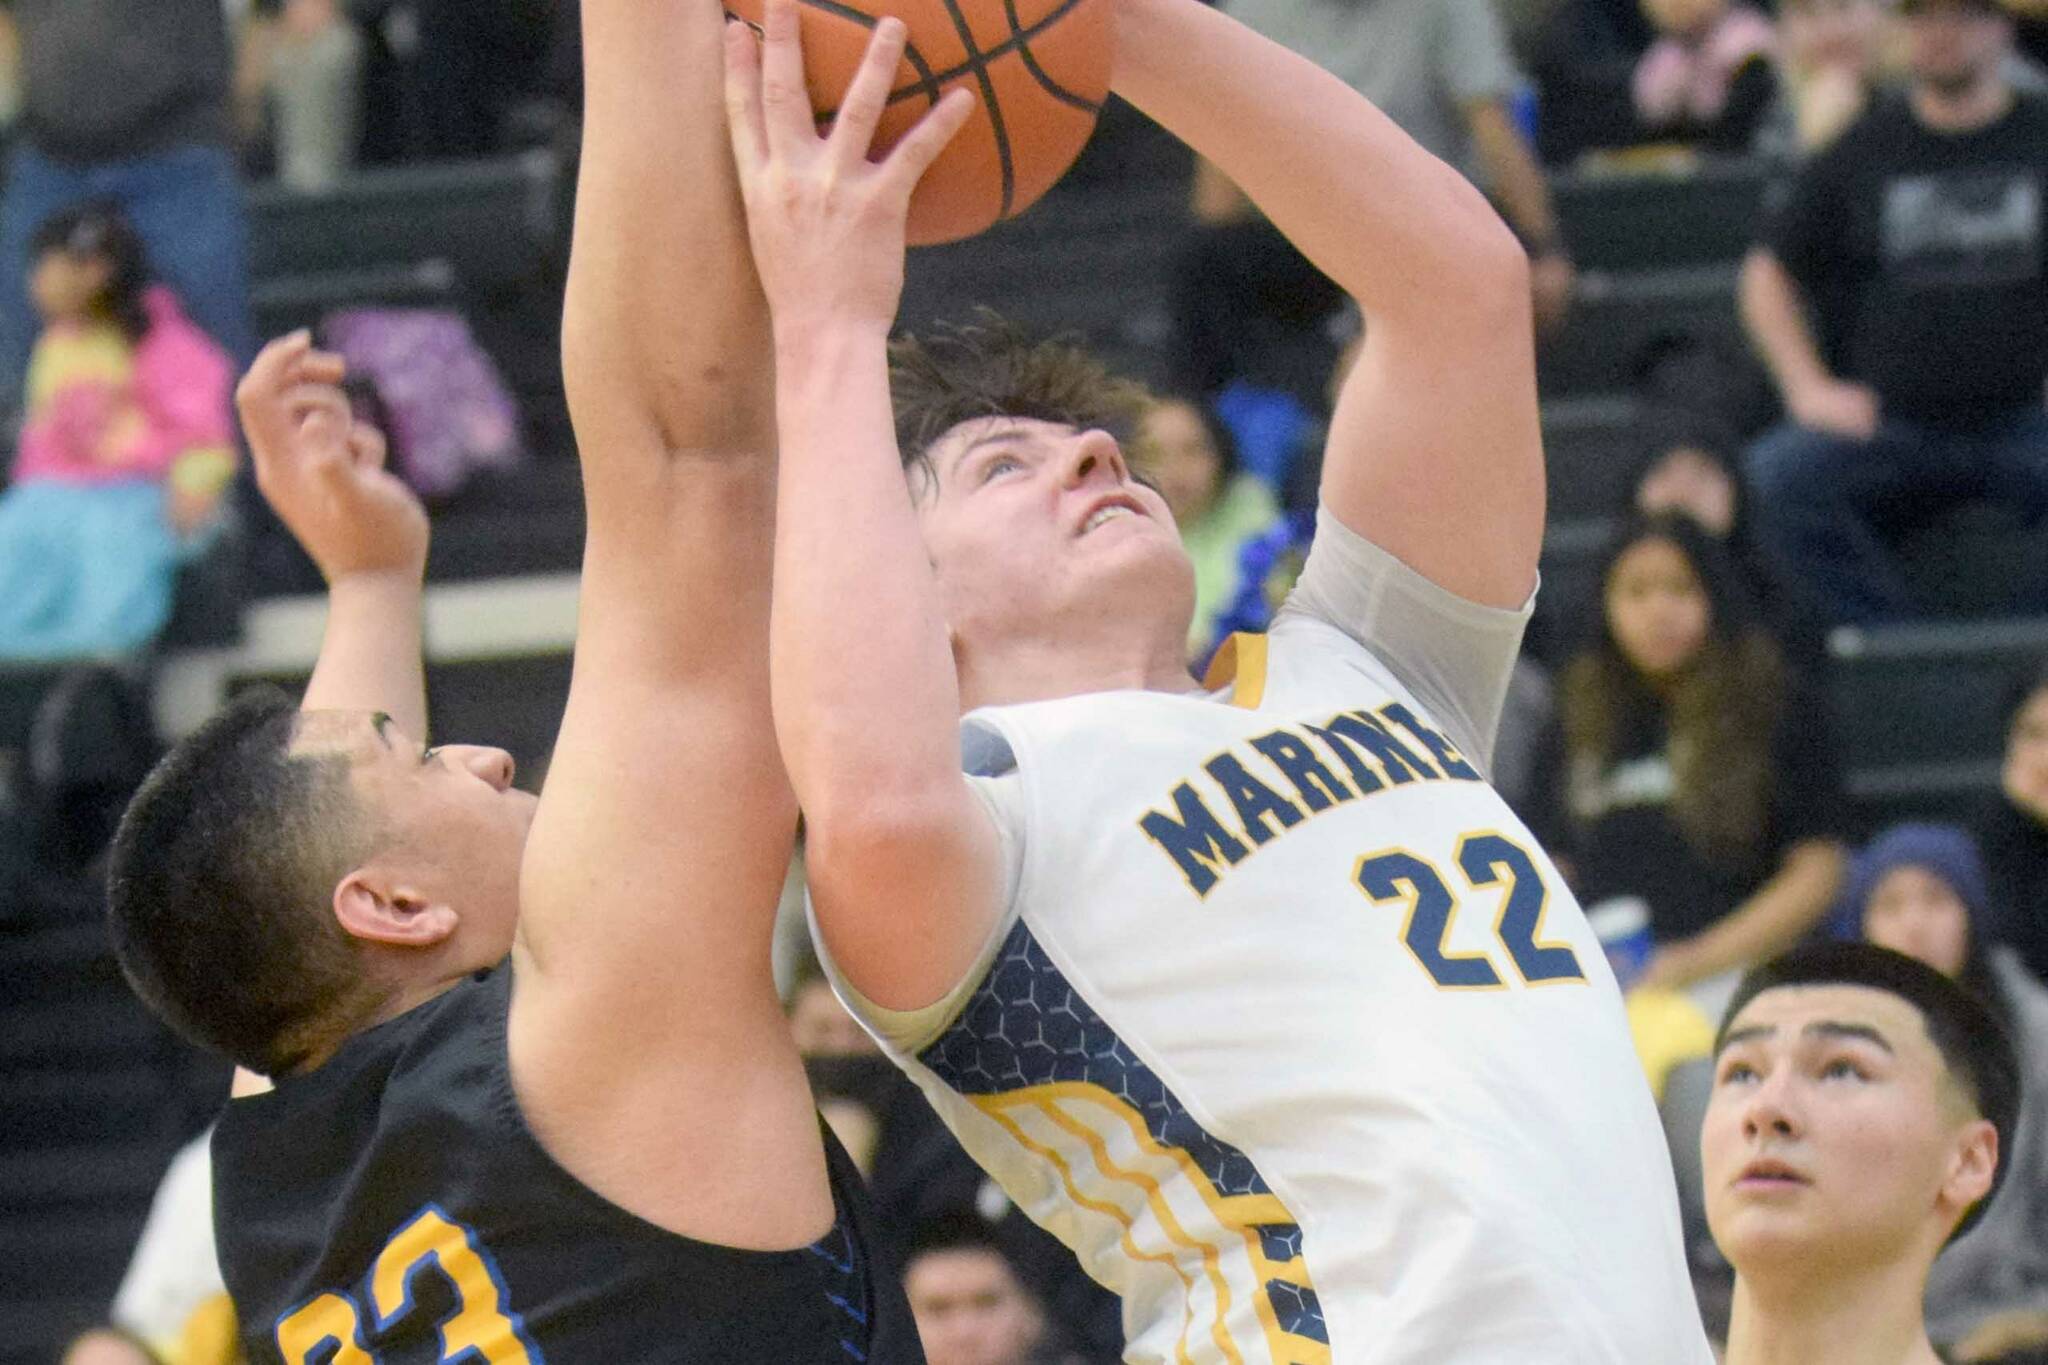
xmin=724 ymin=0 xmax=1111 ymax=245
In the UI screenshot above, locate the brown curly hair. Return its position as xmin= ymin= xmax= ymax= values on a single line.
xmin=888 ymin=313 xmax=1151 ymax=493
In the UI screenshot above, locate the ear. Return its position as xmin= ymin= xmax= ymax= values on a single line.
xmin=1940 ymin=1117 xmax=1999 ymax=1220
xmin=333 ymin=868 xmax=460 ymax=949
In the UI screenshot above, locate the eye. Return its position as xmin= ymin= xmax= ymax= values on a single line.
xmin=980 ymin=453 xmax=1024 ymax=484
xmin=1820 ymin=1056 xmax=1869 ymax=1082
xmin=1716 ymin=1060 xmax=1757 ymax=1086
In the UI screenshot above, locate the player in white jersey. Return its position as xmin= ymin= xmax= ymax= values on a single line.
xmin=721 ymin=0 xmax=1715 ymax=1359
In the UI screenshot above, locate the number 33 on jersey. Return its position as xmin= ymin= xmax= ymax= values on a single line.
xmin=275 ymin=1207 xmax=540 ymax=1365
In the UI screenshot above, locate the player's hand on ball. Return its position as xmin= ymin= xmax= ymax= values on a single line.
xmin=237 ymin=330 xmax=429 ymax=585
xmin=723 ymin=0 xmax=975 ymax=337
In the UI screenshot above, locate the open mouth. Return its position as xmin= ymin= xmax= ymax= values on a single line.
xmin=1078 ymin=494 xmax=1147 ymax=536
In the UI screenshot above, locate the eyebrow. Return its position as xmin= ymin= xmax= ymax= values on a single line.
xmin=1716 ymin=1020 xmax=1896 ymax=1056
xmin=945 ymin=426 xmax=1035 ymax=484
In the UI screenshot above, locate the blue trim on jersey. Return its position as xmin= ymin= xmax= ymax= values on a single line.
xmin=808 ymin=1209 xmax=870 ymax=1360
xmin=918 ymin=919 xmax=1271 ymax=1198
xmin=917 ymin=918 xmax=1329 ymax=1347
xmin=1270 ymin=1282 xmax=1327 ymax=1342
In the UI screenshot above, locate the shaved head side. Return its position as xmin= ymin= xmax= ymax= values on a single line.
xmin=108 ymin=688 xmax=372 ymax=1075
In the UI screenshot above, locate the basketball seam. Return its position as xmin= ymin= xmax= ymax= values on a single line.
xmin=879 ymin=0 xmax=1098 ymax=112
xmin=791 ymin=0 xmax=946 ymax=115
xmin=1001 ymin=0 xmax=1103 ymax=114
xmin=931 ymin=0 xmax=1016 ymax=218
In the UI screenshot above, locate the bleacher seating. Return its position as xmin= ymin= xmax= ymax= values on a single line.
xmin=1550 ymin=158 xmax=1775 ymax=274
xmin=0 ymin=883 xmax=225 ymax=1365
xmin=1828 ymin=617 xmax=2048 ymax=836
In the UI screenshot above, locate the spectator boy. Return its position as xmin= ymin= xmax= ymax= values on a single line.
xmin=905 ymin=1214 xmax=1068 ymax=1365
xmin=1704 ymin=942 xmax=2019 ymax=1364
xmin=1740 ymin=0 xmax=2048 ymax=622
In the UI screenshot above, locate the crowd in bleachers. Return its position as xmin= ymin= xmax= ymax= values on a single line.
xmin=2 ymin=0 xmax=2048 ymax=1359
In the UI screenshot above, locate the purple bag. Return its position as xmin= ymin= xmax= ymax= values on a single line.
xmin=321 ymin=309 xmax=526 ymax=500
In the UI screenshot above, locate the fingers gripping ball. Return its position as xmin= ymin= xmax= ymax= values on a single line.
xmin=724 ymin=0 xmax=1110 ymax=245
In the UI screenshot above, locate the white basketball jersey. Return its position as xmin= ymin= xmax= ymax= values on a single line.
xmin=825 ymin=532 xmax=1713 ymax=1363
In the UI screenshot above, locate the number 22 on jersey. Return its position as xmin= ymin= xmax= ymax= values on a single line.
xmin=275 ymin=1206 xmax=541 ymax=1364
xmin=1355 ymin=831 xmax=1587 ymax=990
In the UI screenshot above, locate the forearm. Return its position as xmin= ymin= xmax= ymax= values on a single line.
xmin=1111 ymin=0 xmax=1524 ymax=326
xmin=770 ymin=326 xmax=962 ymax=825
xmin=562 ymin=0 xmax=772 ymax=464
xmin=1678 ymin=840 xmax=1846 ymax=981
xmin=1469 ymin=102 xmax=1562 ymax=255
xmin=1740 ymin=249 xmax=1832 ymax=398
xmin=301 ymin=571 xmax=427 ymax=739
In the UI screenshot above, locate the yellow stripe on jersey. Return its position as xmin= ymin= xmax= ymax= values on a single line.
xmin=974 ymin=1081 xmax=1329 ymax=1363
xmin=973 ymin=1098 xmax=1203 ymax=1365
xmin=1203 ymin=633 xmax=1270 ymax=709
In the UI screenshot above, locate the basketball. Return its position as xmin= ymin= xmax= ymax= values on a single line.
xmin=723 ymin=0 xmax=1111 ymax=245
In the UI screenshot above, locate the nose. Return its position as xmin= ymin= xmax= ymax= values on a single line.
xmin=1740 ymin=1068 xmax=1801 ymax=1141
xmin=1059 ymin=428 xmax=1130 ymax=489
xmin=448 ymin=745 xmax=516 ymax=791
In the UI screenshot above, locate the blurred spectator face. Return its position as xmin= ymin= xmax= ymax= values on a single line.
xmin=60 ymin=1331 xmax=158 ymax=1365
xmin=1863 ymin=866 xmax=1972 ymax=979
xmin=1784 ymin=0 xmax=1889 ymax=71
xmin=1905 ymin=0 xmax=2013 ymax=92
xmin=2002 ymin=687 xmax=2048 ymax=823
xmin=1604 ymin=535 xmax=1711 ymax=679
xmin=1703 ymin=984 xmax=1983 ymax=1275
xmin=789 ymin=977 xmax=878 ymax=1056
xmin=1635 ymin=446 xmax=1738 ymax=539
xmin=30 ymin=248 xmax=110 ymax=324
xmin=906 ymin=1246 xmax=1045 ymax=1365
xmin=1644 ymin=0 xmax=1730 ymax=38
xmin=1138 ymin=399 xmax=1225 ymax=529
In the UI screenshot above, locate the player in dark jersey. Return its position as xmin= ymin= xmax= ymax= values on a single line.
xmin=103 ymin=1 xmax=928 ymax=1359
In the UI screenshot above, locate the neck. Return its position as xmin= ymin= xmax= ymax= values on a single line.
xmin=957 ymin=621 xmax=1201 ymax=711
xmin=1912 ymin=70 xmax=2012 ymax=131
xmin=291 ymin=969 xmax=470 ymax=1075
xmin=1725 ymin=1257 xmax=1940 ymax=1365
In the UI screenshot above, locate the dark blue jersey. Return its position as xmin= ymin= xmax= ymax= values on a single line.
xmin=214 ymin=963 xmax=921 ymax=1363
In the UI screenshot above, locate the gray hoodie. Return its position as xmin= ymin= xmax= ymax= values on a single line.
xmin=1927 ymin=947 xmax=2048 ymax=1348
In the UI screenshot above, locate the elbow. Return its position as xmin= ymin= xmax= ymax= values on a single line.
xmin=1442 ymin=207 xmax=1533 ymax=330
xmin=800 ymin=784 xmax=960 ymax=889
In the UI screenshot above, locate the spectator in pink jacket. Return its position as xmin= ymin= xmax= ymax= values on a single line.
xmin=1634 ymin=0 xmax=1781 ymax=149
xmin=0 ymin=204 xmax=235 ymax=661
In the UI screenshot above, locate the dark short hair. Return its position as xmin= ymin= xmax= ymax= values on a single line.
xmin=107 ymin=688 xmax=372 ymax=1075
xmin=2002 ymin=659 xmax=2048 ymax=736
xmin=888 ymin=313 xmax=1150 ymax=491
xmin=1716 ymin=941 xmax=2021 ymax=1240
xmin=906 ymin=1210 xmax=1017 ymax=1271
xmin=30 ymin=200 xmax=152 ymax=342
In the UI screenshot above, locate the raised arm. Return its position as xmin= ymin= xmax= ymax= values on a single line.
xmin=722 ymin=3 xmax=998 ymax=1014
xmin=1113 ymin=0 xmax=1542 ymax=609
xmin=237 ymin=332 xmax=429 ymax=736
xmin=508 ymin=0 xmax=819 ymax=1249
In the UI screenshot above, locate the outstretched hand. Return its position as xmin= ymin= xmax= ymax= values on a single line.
xmin=722 ymin=0 xmax=975 ymax=341
xmin=237 ymin=331 xmax=429 ymax=585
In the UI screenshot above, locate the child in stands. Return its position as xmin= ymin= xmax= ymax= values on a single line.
xmin=0 ymin=204 xmax=235 ymax=660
